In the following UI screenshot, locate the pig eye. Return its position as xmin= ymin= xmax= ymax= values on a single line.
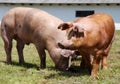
xmin=68 ymin=30 xmax=77 ymax=39
xmin=72 ymin=32 xmax=76 ymax=37
xmin=68 ymin=29 xmax=84 ymax=39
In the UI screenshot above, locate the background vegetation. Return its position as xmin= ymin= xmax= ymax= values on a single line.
xmin=0 ymin=30 xmax=120 ymax=84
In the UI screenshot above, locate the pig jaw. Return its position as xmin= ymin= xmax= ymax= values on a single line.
xmin=55 ymin=49 xmax=77 ymax=71
xmin=55 ymin=56 xmax=70 ymax=71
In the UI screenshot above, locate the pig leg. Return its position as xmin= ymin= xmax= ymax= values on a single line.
xmin=101 ymin=44 xmax=111 ymax=69
xmin=80 ymin=56 xmax=86 ymax=69
xmin=1 ymin=28 xmax=13 ymax=64
xmin=91 ymin=54 xmax=101 ymax=78
xmin=79 ymin=52 xmax=86 ymax=69
xmin=16 ymin=39 xmax=25 ymax=64
xmin=3 ymin=38 xmax=13 ymax=64
xmin=101 ymin=55 xmax=108 ymax=69
xmin=38 ymin=50 xmax=46 ymax=69
xmin=84 ymin=54 xmax=92 ymax=74
xmin=35 ymin=46 xmax=46 ymax=69
xmin=80 ymin=53 xmax=92 ymax=73
xmin=101 ymin=53 xmax=110 ymax=70
xmin=5 ymin=38 xmax=13 ymax=64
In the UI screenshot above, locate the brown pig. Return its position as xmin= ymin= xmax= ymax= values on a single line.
xmin=58 ymin=13 xmax=115 ymax=78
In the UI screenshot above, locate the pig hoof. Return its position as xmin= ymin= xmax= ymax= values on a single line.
xmin=7 ymin=62 xmax=12 ymax=65
xmin=19 ymin=61 xmax=25 ymax=65
xmin=40 ymin=65 xmax=46 ymax=69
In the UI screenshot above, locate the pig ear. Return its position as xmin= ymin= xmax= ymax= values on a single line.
xmin=58 ymin=22 xmax=73 ymax=30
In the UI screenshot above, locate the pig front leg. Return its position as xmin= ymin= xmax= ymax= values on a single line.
xmin=35 ymin=46 xmax=46 ymax=69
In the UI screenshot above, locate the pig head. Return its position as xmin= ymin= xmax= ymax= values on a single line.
xmin=0 ymin=7 xmax=76 ymax=70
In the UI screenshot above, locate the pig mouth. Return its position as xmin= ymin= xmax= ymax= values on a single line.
xmin=58 ymin=43 xmax=66 ymax=49
xmin=58 ymin=42 xmax=70 ymax=49
xmin=58 ymin=40 xmax=76 ymax=50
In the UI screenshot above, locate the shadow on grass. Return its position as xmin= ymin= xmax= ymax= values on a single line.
xmin=1 ymin=61 xmax=39 ymax=70
xmin=45 ymin=65 xmax=90 ymax=79
xmin=58 ymin=56 xmax=90 ymax=77
xmin=46 ymin=56 xmax=90 ymax=78
xmin=43 ymin=57 xmax=91 ymax=78
xmin=1 ymin=59 xmax=90 ymax=78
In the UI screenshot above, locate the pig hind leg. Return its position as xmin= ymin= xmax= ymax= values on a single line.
xmin=101 ymin=44 xmax=112 ymax=69
xmin=91 ymin=53 xmax=102 ymax=78
xmin=5 ymin=38 xmax=13 ymax=64
xmin=1 ymin=28 xmax=13 ymax=64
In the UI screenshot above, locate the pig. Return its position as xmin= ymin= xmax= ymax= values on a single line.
xmin=58 ymin=13 xmax=115 ymax=78
xmin=0 ymin=7 xmax=75 ymax=70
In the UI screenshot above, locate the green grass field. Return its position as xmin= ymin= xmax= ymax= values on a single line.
xmin=0 ymin=30 xmax=120 ymax=84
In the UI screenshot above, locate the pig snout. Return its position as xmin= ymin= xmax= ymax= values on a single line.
xmin=60 ymin=49 xmax=79 ymax=59
xmin=60 ymin=49 xmax=75 ymax=57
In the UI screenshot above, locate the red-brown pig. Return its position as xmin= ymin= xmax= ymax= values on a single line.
xmin=58 ymin=13 xmax=115 ymax=78
xmin=0 ymin=7 xmax=76 ymax=70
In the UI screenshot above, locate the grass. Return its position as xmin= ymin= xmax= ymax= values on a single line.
xmin=0 ymin=30 xmax=120 ymax=84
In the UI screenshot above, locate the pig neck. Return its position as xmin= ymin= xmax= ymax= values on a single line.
xmin=45 ymin=39 xmax=61 ymax=64
xmin=47 ymin=46 xmax=63 ymax=66
xmin=45 ymin=30 xmax=67 ymax=64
